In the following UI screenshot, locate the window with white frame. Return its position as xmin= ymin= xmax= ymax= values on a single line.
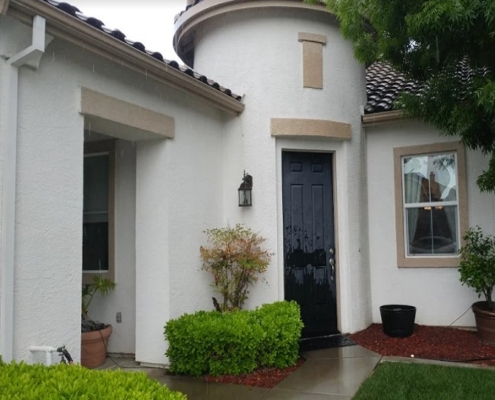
xmin=394 ymin=142 xmax=467 ymax=268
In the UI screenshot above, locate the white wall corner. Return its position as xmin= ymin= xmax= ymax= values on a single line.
xmin=135 ymin=140 xmax=170 ymax=365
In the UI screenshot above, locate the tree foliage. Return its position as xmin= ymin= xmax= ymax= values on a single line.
xmin=309 ymin=0 xmax=495 ymax=191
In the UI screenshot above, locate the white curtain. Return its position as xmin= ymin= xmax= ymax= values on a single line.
xmin=404 ymin=173 xmax=422 ymax=248
xmin=444 ymin=206 xmax=458 ymax=247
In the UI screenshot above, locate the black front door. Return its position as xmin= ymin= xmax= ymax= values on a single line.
xmin=282 ymin=151 xmax=338 ymax=338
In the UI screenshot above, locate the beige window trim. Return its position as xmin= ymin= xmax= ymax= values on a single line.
xmin=83 ymin=140 xmax=115 ymax=284
xmin=298 ymin=32 xmax=327 ymax=89
xmin=394 ymin=141 xmax=468 ymax=268
xmin=298 ymin=32 xmax=327 ymax=45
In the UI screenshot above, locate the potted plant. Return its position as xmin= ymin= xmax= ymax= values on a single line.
xmin=459 ymin=226 xmax=495 ymax=344
xmin=81 ymin=275 xmax=116 ymax=367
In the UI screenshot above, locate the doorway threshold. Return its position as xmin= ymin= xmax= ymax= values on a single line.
xmin=299 ymin=334 xmax=356 ymax=352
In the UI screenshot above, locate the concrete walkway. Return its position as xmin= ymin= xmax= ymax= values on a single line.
xmin=99 ymin=345 xmax=381 ymax=399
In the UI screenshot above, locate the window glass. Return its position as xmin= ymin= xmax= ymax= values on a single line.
xmin=403 ymin=154 xmax=457 ymax=203
xmin=405 ymin=206 xmax=458 ymax=255
xmin=402 ymin=153 xmax=458 ymax=256
xmin=83 ymin=154 xmax=109 ymax=272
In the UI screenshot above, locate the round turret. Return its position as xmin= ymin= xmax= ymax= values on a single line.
xmin=174 ymin=0 xmax=365 ymax=121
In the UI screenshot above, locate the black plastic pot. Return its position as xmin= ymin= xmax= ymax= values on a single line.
xmin=380 ymin=304 xmax=416 ymax=338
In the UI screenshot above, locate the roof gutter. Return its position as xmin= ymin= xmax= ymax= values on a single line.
xmin=8 ymin=0 xmax=245 ymax=116
xmin=1 ymin=14 xmax=46 ymax=363
xmin=362 ymin=110 xmax=404 ymax=126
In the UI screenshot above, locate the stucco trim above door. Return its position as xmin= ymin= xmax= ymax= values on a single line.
xmin=271 ymin=118 xmax=351 ymax=140
xmin=79 ymin=88 xmax=175 ymax=141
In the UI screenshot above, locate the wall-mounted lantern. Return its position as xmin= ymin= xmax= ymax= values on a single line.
xmin=238 ymin=171 xmax=253 ymax=207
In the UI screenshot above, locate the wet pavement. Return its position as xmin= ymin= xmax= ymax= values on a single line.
xmin=98 ymin=345 xmax=381 ymax=399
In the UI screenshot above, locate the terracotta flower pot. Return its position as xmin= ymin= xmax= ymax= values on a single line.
xmin=472 ymin=302 xmax=495 ymax=344
xmin=81 ymin=325 xmax=112 ymax=368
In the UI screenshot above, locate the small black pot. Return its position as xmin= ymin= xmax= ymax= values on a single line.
xmin=380 ymin=304 xmax=416 ymax=338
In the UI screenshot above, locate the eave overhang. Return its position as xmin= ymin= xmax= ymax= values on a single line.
xmin=174 ymin=0 xmax=334 ymax=67
xmin=6 ymin=0 xmax=245 ymax=115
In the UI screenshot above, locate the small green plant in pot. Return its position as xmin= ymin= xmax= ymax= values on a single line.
xmin=459 ymin=226 xmax=495 ymax=343
xmin=81 ymin=275 xmax=116 ymax=368
xmin=82 ymin=275 xmax=116 ymax=316
xmin=200 ymin=224 xmax=272 ymax=312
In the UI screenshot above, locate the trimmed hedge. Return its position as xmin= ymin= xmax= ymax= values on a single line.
xmin=256 ymin=301 xmax=304 ymax=368
xmin=164 ymin=301 xmax=303 ymax=376
xmin=0 ymin=361 xmax=186 ymax=399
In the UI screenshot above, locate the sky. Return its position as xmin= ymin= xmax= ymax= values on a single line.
xmin=70 ymin=1 xmax=185 ymax=61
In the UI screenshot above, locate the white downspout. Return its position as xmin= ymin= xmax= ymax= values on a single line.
xmin=1 ymin=15 xmax=46 ymax=362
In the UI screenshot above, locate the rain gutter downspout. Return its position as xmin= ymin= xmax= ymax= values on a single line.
xmin=1 ymin=15 xmax=46 ymax=362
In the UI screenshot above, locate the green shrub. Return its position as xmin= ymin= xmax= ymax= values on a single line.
xmin=165 ymin=310 xmax=264 ymax=376
xmin=255 ymin=301 xmax=304 ymax=368
xmin=164 ymin=311 xmax=210 ymax=377
xmin=164 ymin=300 xmax=303 ymax=376
xmin=0 ymin=361 xmax=186 ymax=399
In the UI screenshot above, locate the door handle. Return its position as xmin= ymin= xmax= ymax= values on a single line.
xmin=329 ymin=248 xmax=335 ymax=279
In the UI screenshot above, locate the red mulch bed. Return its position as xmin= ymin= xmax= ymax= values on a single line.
xmin=349 ymin=323 xmax=495 ymax=366
xmin=189 ymin=324 xmax=495 ymax=388
xmin=202 ymin=358 xmax=305 ymax=388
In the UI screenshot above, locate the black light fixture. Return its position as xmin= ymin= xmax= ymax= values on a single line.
xmin=238 ymin=171 xmax=253 ymax=207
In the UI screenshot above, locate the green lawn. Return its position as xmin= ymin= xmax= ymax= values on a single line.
xmin=353 ymin=362 xmax=495 ymax=400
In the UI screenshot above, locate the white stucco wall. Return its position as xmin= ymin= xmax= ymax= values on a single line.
xmin=13 ymin=43 xmax=84 ymax=362
xmin=2 ymin=14 xmax=229 ymax=365
xmin=135 ymin=140 xmax=170 ymax=365
xmin=189 ymin=5 xmax=371 ymax=333
xmin=366 ymin=120 xmax=495 ymax=327
xmin=166 ymin=112 xmax=226 ymax=320
xmin=6 ymin=0 xmax=492 ymax=369
xmin=135 ymin=112 xmax=226 ymax=365
xmin=89 ymin=139 xmax=136 ymax=355
xmin=0 ymin=19 xmax=8 ymax=343
xmin=12 ymin=0 xmax=490 ymax=367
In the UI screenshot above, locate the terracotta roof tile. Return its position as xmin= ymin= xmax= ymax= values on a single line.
xmin=365 ymin=59 xmax=488 ymax=114
xmin=365 ymin=62 xmax=421 ymax=114
xmin=40 ymin=0 xmax=243 ymax=102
